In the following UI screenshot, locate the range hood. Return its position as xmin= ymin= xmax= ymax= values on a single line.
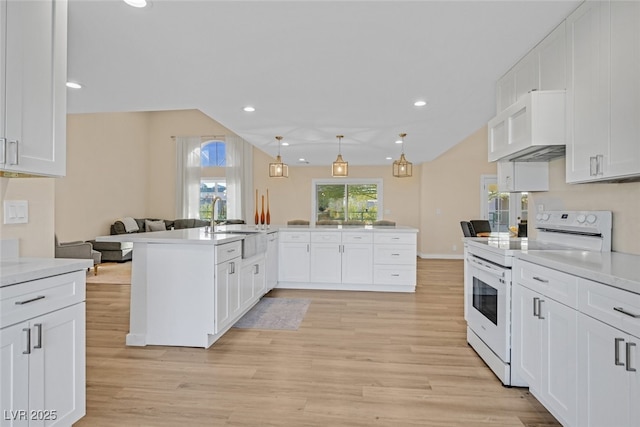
xmin=488 ymin=90 xmax=566 ymax=162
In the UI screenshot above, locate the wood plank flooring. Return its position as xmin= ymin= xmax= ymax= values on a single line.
xmin=76 ymin=258 xmax=559 ymax=426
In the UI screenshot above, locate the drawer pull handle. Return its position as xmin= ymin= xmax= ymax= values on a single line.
xmin=391 ymin=253 xmax=400 ymax=256
xmin=392 ymin=237 xmax=400 ymax=240
xmin=227 ymin=249 xmax=236 ymax=253
xmin=23 ymin=328 xmax=31 ymax=354
xmin=615 ymin=338 xmax=625 ymax=366
xmin=15 ymin=295 xmax=45 ymax=305
xmin=627 ymin=343 xmax=637 ymax=372
xmin=391 ymin=274 xmax=400 ymax=277
xmin=532 ymin=276 xmax=549 ymax=283
xmin=614 ymin=307 xmax=640 ymax=318
xmin=353 ymin=237 xmax=362 ymax=239
xmin=34 ymin=323 xmax=43 ymax=349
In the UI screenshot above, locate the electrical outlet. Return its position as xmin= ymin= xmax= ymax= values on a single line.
xmin=452 ymin=244 xmax=457 ymax=251
xmin=537 ymin=204 xmax=544 ymax=213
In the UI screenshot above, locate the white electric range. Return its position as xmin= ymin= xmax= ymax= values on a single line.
xmin=463 ymin=210 xmax=612 ymax=386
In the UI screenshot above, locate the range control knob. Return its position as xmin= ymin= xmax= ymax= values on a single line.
xmin=586 ymin=214 xmax=597 ymax=224
xmin=576 ymin=214 xmax=586 ymax=223
xmin=542 ymin=213 xmax=550 ymax=221
xmin=536 ymin=213 xmax=543 ymax=221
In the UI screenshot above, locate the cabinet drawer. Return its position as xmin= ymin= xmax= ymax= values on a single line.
xmin=216 ymin=241 xmax=242 ymax=264
xmin=578 ymin=279 xmax=640 ymax=338
xmin=373 ymin=265 xmax=416 ymax=286
xmin=311 ymin=232 xmax=341 ymax=243
xmin=374 ymin=246 xmax=416 ymax=265
xmin=280 ymin=232 xmax=310 ymax=243
xmin=342 ymin=232 xmax=372 ymax=244
xmin=374 ymin=233 xmax=415 ymax=245
xmin=1 ymin=270 xmax=85 ymax=328
xmin=513 ymin=259 xmax=578 ymax=308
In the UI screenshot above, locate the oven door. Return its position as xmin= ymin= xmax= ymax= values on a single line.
xmin=466 ymin=255 xmax=511 ymax=363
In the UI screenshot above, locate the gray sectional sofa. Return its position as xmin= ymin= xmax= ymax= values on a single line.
xmin=89 ymin=217 xmax=210 ymax=262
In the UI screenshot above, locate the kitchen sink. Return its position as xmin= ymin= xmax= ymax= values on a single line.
xmin=213 ymin=230 xmax=266 ymax=258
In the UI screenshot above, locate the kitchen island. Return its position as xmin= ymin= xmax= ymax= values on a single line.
xmin=97 ymin=226 xmax=273 ymax=348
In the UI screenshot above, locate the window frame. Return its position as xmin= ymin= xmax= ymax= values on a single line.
xmin=311 ymin=178 xmax=383 ymax=224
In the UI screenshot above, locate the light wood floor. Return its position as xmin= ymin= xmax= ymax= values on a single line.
xmin=76 ymin=259 xmax=559 ymax=426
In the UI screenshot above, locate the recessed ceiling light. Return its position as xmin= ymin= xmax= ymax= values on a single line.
xmin=66 ymin=82 xmax=82 ymax=89
xmin=281 ymin=142 xmax=289 ymax=146
xmin=243 ymin=106 xmax=255 ymax=112
xmin=414 ymin=100 xmax=427 ymax=107
xmin=385 ymin=157 xmax=393 ymax=160
xmin=123 ymin=0 xmax=147 ymax=7
xmin=395 ymin=139 xmax=403 ymax=144
xmin=298 ymin=158 xmax=306 ymax=162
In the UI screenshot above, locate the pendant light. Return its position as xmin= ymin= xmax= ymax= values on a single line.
xmin=332 ymin=135 xmax=348 ymax=177
xmin=269 ymin=136 xmax=289 ymax=178
xmin=393 ymin=133 xmax=413 ymax=178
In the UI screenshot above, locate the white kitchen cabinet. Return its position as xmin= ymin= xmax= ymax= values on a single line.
xmin=265 ymin=232 xmax=278 ymax=291
xmin=215 ymin=248 xmax=240 ymax=334
xmin=566 ymin=0 xmax=640 ymax=183
xmin=577 ymin=313 xmax=639 ymax=427
xmin=0 ymin=0 xmax=67 ymax=177
xmin=512 ymin=284 xmax=542 ymax=389
xmin=495 ymin=21 xmax=566 ymax=113
xmin=278 ymin=232 xmax=310 ymax=283
xmin=373 ymin=232 xmax=417 ymax=289
xmin=240 ymin=255 xmax=265 ymax=311
xmin=497 ymin=161 xmax=549 ymax=192
xmin=0 ymin=270 xmax=86 ymax=427
xmin=310 ymin=233 xmax=342 ymax=283
xmin=341 ymin=232 xmax=373 ymax=285
xmin=488 ymin=90 xmax=565 ymax=162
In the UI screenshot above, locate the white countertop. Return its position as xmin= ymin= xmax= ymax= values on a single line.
xmin=0 ymin=257 xmax=93 ymax=287
xmin=95 ymin=226 xmax=260 ymax=245
xmin=516 ymin=250 xmax=640 ymax=295
xmin=277 ymin=225 xmax=419 ymax=232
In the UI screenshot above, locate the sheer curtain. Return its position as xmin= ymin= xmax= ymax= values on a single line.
xmin=225 ymin=135 xmax=253 ymax=221
xmin=175 ymin=136 xmax=202 ymax=219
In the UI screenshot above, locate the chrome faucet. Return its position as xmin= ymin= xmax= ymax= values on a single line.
xmin=210 ymin=196 xmax=222 ymax=232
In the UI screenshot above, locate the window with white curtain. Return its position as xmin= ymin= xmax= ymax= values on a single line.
xmin=175 ymin=135 xmax=253 ymax=222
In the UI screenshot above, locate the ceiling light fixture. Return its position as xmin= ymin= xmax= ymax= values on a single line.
xmin=123 ymin=0 xmax=147 ymax=8
xmin=66 ymin=82 xmax=82 ymax=89
xmin=243 ymin=106 xmax=256 ymax=112
xmin=332 ymin=135 xmax=348 ymax=177
xmin=414 ymin=100 xmax=427 ymax=107
xmin=392 ymin=133 xmax=413 ymax=178
xmin=269 ymin=136 xmax=288 ymax=178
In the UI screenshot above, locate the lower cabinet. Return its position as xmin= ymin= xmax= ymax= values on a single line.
xmin=512 ymin=283 xmax=577 ymax=427
xmin=215 ymin=255 xmax=240 ymax=334
xmin=577 ymin=312 xmax=639 ymax=427
xmin=1 ymin=289 xmax=85 ymax=427
xmin=240 ymin=255 xmax=265 ymax=311
xmin=308 ymin=232 xmax=373 ymax=285
xmin=265 ymin=232 xmax=278 ymax=291
xmin=278 ymin=232 xmax=310 ymax=283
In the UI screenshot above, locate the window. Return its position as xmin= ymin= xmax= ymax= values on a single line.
xmin=313 ymin=179 xmax=382 ymax=224
xmin=201 ymin=141 xmax=226 ymax=167
xmin=200 ymin=179 xmax=227 ymax=222
xmin=481 ymin=175 xmax=528 ymax=232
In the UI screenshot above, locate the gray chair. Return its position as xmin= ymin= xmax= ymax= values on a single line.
xmin=373 ymin=220 xmax=396 ymax=226
xmin=316 ymin=220 xmax=339 ymax=226
xmin=342 ymin=220 xmax=364 ymax=226
xmin=460 ymin=221 xmax=476 ymax=237
xmin=55 ymin=235 xmax=102 ymax=275
xmin=223 ymin=219 xmax=246 ymax=225
xmin=470 ymin=220 xmax=491 ymax=235
xmin=287 ymin=219 xmax=310 ymax=225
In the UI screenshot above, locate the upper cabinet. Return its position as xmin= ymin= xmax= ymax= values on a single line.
xmin=566 ymin=0 xmax=640 ymax=183
xmin=0 ymin=0 xmax=67 ymax=177
xmin=496 ymin=22 xmax=567 ymax=113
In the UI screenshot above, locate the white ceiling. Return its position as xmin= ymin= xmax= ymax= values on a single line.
xmin=66 ymin=0 xmax=581 ymax=167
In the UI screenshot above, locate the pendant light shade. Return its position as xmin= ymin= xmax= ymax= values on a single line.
xmin=393 ymin=133 xmax=413 ymax=178
xmin=332 ymin=135 xmax=348 ymax=177
xmin=269 ymin=136 xmax=289 ymax=178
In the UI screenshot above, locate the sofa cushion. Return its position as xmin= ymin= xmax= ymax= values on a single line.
xmin=145 ymin=219 xmax=167 ymax=232
xmin=89 ymin=240 xmax=133 ymax=251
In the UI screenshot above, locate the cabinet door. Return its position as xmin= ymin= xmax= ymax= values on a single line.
xmin=278 ymin=242 xmax=309 ymax=283
xmin=239 ymin=261 xmax=255 ymax=310
xmin=512 ymin=284 xmax=542 ymax=389
xmin=539 ymin=21 xmax=567 ymax=91
xmin=29 ymin=303 xmax=85 ymax=427
xmin=341 ymin=243 xmax=373 ymax=285
xmin=252 ymin=258 xmax=266 ymax=299
xmin=577 ymin=313 xmax=630 ymax=427
xmin=0 ymin=0 xmax=6 ymax=145
xmin=310 ymin=243 xmax=341 ymax=283
xmin=2 ymin=0 xmax=67 ymax=177
xmin=513 ymin=50 xmax=540 ymax=100
xmin=266 ymin=235 xmax=278 ymax=291
xmin=608 ymin=0 xmax=640 ymax=180
xmin=215 ymin=260 xmax=239 ymax=333
xmin=566 ymin=0 xmax=611 ymax=182
xmin=0 ymin=322 xmax=30 ymax=427
xmin=497 ymin=69 xmax=516 ymax=112
xmin=540 ymin=297 xmax=577 ymax=427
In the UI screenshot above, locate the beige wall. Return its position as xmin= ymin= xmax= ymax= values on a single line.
xmin=0 ymin=177 xmax=55 ymax=257
xmin=530 ymin=158 xmax=640 ymax=254
xmin=252 ymin=148 xmax=422 ymax=243
xmin=419 ymin=126 xmax=497 ymax=258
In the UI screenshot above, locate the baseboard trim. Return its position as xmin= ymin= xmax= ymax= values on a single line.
xmin=418 ymin=253 xmax=464 ymax=260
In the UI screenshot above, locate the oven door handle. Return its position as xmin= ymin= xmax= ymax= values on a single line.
xmin=467 ymin=257 xmax=505 ymax=279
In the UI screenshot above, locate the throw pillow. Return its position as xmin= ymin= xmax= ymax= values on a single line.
xmin=145 ymin=219 xmax=167 ymax=232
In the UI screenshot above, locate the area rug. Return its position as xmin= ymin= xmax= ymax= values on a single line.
xmin=233 ymin=297 xmax=311 ymax=330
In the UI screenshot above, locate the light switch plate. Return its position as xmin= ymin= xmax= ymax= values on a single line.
xmin=3 ymin=200 xmax=28 ymax=224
